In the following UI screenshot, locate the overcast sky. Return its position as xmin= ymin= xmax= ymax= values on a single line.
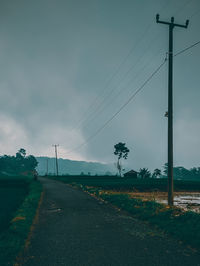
xmin=0 ymin=0 xmax=200 ymax=171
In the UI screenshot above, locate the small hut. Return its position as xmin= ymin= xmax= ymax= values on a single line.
xmin=124 ymin=170 xmax=138 ymax=178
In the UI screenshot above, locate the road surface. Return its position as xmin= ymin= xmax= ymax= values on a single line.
xmin=21 ymin=178 xmax=200 ymax=266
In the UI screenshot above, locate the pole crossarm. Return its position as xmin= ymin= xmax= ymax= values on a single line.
xmin=156 ymin=14 xmax=189 ymax=28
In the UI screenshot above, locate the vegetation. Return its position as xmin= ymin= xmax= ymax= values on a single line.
xmin=0 ymin=180 xmax=28 ymax=234
xmin=48 ymin=175 xmax=200 ymax=192
xmin=0 ymin=176 xmax=42 ymax=266
xmin=163 ymin=163 xmax=200 ymax=180
xmin=97 ymin=193 xmax=200 ymax=249
xmin=0 ymin=148 xmax=38 ymax=176
xmin=48 ymin=175 xmax=200 ymax=248
xmin=138 ymin=168 xmax=151 ymax=179
xmin=152 ymin=168 xmax=161 ymax=178
xmin=114 ymin=142 xmax=130 ymax=176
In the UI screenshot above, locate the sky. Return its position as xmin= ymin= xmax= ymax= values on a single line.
xmin=0 ymin=0 xmax=200 ymax=171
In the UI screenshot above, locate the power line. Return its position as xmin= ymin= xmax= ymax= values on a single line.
xmin=174 ymin=40 xmax=200 ymax=57
xmin=68 ymin=24 xmax=153 ymax=132
xmin=64 ymin=3 xmax=199 ymax=154
xmin=67 ymin=58 xmax=167 ymax=154
xmin=78 ymin=47 xmax=166 ymax=133
xmin=86 ymin=38 xmax=200 ymax=133
xmin=69 ymin=35 xmax=166 ymax=138
xmin=67 ymin=1 xmax=173 ymax=135
xmin=66 ymin=38 xmax=200 ymax=155
xmin=69 ymin=27 xmax=155 ymax=132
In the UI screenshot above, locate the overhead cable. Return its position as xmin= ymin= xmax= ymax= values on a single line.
xmin=67 ymin=58 xmax=167 ymax=154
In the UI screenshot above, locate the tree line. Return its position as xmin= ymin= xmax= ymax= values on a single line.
xmin=0 ymin=148 xmax=38 ymax=176
xmin=114 ymin=142 xmax=200 ymax=180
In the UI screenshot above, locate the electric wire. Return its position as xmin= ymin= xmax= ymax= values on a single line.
xmin=64 ymin=1 xmax=199 ymax=153
xmin=67 ymin=0 xmax=172 ymax=134
xmin=79 ymin=46 xmax=166 ymax=133
xmin=174 ymin=40 xmax=200 ymax=57
xmin=77 ymin=44 xmax=165 ymax=131
xmin=69 ymin=24 xmax=153 ymax=131
xmin=68 ymin=0 xmax=194 ymax=137
xmin=67 ymin=58 xmax=167 ymax=154
xmin=67 ymin=39 xmax=200 ymax=154
xmin=78 ymin=37 xmax=200 ymax=137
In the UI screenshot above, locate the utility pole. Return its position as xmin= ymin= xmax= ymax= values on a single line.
xmin=156 ymin=14 xmax=189 ymax=206
xmin=46 ymin=158 xmax=49 ymax=176
xmin=52 ymin=144 xmax=59 ymax=176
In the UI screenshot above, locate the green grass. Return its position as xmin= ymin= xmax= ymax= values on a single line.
xmin=98 ymin=193 xmax=200 ymax=248
xmin=48 ymin=175 xmax=200 ymax=192
xmin=0 ymin=186 xmax=28 ymax=233
xmin=0 ymin=177 xmax=42 ymax=266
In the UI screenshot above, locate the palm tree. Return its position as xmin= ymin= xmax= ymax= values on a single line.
xmin=139 ymin=168 xmax=151 ymax=179
xmin=152 ymin=168 xmax=161 ymax=178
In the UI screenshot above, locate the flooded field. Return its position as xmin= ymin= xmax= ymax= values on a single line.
xmin=127 ymin=192 xmax=200 ymax=213
xmin=158 ymin=193 xmax=200 ymax=213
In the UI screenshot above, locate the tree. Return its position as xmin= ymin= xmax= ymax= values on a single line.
xmin=16 ymin=148 xmax=26 ymax=159
xmin=0 ymin=148 xmax=38 ymax=176
xmin=163 ymin=163 xmax=168 ymax=176
xmin=152 ymin=168 xmax=161 ymax=178
xmin=138 ymin=168 xmax=151 ymax=179
xmin=189 ymin=167 xmax=200 ymax=180
xmin=114 ymin=142 xmax=130 ymax=177
xmin=25 ymin=155 xmax=38 ymax=171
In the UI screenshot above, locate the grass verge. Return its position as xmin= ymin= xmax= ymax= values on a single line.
xmin=78 ymin=185 xmax=200 ymax=249
xmin=48 ymin=176 xmax=200 ymax=249
xmin=0 ymin=180 xmax=43 ymax=266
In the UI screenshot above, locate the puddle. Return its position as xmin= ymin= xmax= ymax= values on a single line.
xmin=157 ymin=194 xmax=200 ymax=213
xmin=126 ymin=192 xmax=200 ymax=213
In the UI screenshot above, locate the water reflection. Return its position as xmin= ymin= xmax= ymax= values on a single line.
xmin=158 ymin=193 xmax=200 ymax=213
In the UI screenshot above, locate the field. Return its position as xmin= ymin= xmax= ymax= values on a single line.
xmin=0 ymin=176 xmax=42 ymax=266
xmin=48 ymin=175 xmax=200 ymax=191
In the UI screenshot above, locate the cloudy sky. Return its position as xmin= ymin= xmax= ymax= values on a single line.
xmin=0 ymin=0 xmax=200 ymax=171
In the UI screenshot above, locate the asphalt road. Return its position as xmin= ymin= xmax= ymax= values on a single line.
xmin=21 ymin=178 xmax=200 ymax=266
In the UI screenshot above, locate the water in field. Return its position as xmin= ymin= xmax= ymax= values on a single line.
xmin=127 ymin=192 xmax=200 ymax=213
xmin=158 ymin=193 xmax=200 ymax=213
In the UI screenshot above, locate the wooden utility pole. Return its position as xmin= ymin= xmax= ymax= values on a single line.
xmin=156 ymin=14 xmax=189 ymax=206
xmin=52 ymin=144 xmax=59 ymax=176
xmin=46 ymin=158 xmax=49 ymax=176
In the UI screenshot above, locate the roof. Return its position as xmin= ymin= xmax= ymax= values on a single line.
xmin=124 ymin=170 xmax=138 ymax=175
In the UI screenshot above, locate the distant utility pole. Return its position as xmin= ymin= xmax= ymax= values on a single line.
xmin=46 ymin=158 xmax=49 ymax=176
xmin=52 ymin=144 xmax=59 ymax=176
xmin=156 ymin=14 xmax=189 ymax=206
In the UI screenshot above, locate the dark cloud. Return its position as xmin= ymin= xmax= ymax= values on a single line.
xmin=0 ymin=0 xmax=199 ymax=170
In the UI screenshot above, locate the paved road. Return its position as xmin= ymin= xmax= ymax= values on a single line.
xmin=21 ymin=178 xmax=200 ymax=266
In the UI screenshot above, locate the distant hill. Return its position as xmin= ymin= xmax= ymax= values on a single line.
xmin=36 ymin=157 xmax=115 ymax=176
